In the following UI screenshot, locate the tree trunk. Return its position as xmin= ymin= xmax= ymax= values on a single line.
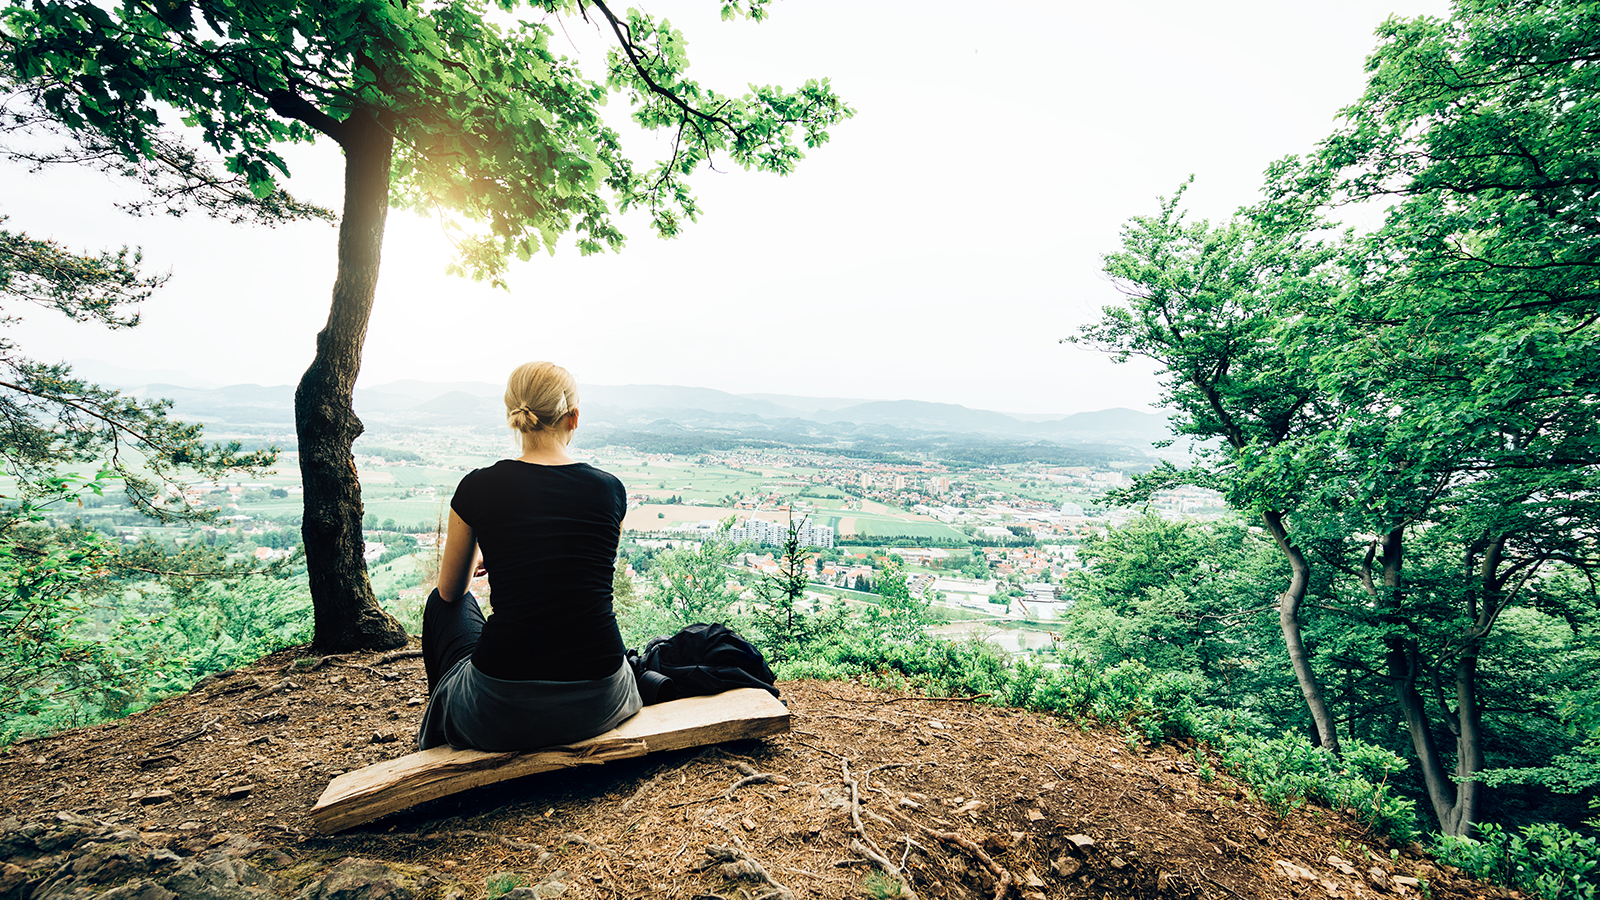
xmin=1376 ymin=526 xmax=1483 ymax=837
xmin=1443 ymin=651 xmax=1485 ymax=835
xmin=1431 ymin=536 xmax=1502 ymax=837
xmin=1388 ymin=631 xmax=1459 ymax=829
xmin=1372 ymin=529 xmax=1450 ymax=820
xmin=1386 ymin=638 xmax=1482 ymax=836
xmin=1261 ymin=509 xmax=1341 ymax=756
xmin=295 ymin=108 xmax=408 ymax=653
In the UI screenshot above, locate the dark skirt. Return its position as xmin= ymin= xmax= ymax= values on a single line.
xmin=416 ymin=589 xmax=642 ymax=751
xmin=417 ymin=655 xmax=642 ymax=751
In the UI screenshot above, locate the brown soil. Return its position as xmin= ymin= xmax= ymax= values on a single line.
xmin=0 ymin=643 xmax=1506 ymax=900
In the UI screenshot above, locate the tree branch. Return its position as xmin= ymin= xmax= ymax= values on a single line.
xmin=266 ymin=89 xmax=348 ymax=143
xmin=588 ymin=0 xmax=743 ymax=143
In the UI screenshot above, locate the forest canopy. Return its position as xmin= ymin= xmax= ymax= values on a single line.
xmin=1076 ymin=0 xmax=1600 ymax=838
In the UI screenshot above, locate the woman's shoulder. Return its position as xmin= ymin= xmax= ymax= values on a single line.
xmin=572 ymin=461 xmax=621 ymax=481
xmin=458 ymin=459 xmax=514 ymax=483
xmin=567 ymin=462 xmax=625 ymax=497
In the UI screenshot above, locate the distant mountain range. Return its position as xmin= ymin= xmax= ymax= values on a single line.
xmin=77 ymin=360 xmax=1179 ymax=460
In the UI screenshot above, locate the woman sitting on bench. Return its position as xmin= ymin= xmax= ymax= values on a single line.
xmin=417 ymin=361 xmax=643 ymax=751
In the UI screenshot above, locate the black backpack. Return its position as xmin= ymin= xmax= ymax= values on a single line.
xmin=627 ymin=623 xmax=780 ymax=705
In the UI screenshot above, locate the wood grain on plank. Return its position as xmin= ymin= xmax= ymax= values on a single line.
xmin=311 ymin=687 xmax=789 ymax=832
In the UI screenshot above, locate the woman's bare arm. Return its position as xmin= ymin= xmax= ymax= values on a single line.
xmin=437 ymin=509 xmax=481 ymax=602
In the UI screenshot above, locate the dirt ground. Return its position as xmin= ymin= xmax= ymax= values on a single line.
xmin=0 ymin=643 xmax=1510 ymax=900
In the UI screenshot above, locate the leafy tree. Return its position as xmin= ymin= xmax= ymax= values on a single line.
xmin=1078 ymin=0 xmax=1600 ymax=837
xmin=1469 ymin=596 xmax=1600 ymax=825
xmin=611 ymin=555 xmax=636 ymax=608
xmin=645 ymin=527 xmax=744 ymax=627
xmin=0 ymin=179 xmax=286 ymax=732
xmin=1072 ymin=185 xmax=1348 ymax=754
xmin=1060 ymin=516 xmax=1288 ymax=707
xmin=1255 ymin=0 xmax=1600 ymax=836
xmin=863 ymin=562 xmax=929 ymax=644
xmin=1 ymin=52 xmax=322 ymax=719
xmin=1082 ymin=185 xmax=1597 ymax=836
xmin=1 ymin=0 xmax=852 ymax=651
xmin=0 ymin=521 xmax=119 ymax=726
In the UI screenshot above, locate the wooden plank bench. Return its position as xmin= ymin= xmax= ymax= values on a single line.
xmin=311 ymin=687 xmax=790 ymax=833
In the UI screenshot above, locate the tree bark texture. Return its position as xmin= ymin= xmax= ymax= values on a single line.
xmin=295 ymin=109 xmax=408 ymax=652
xmin=1261 ymin=509 xmax=1342 ymax=756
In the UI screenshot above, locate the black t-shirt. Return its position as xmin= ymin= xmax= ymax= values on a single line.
xmin=450 ymin=460 xmax=627 ymax=681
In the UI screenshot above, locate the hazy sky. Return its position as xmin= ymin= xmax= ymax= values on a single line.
xmin=5 ymin=0 xmax=1450 ymax=414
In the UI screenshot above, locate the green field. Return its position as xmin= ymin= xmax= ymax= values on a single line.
xmin=361 ymin=499 xmax=452 ymax=527
xmin=369 ymin=552 xmax=426 ymax=596
xmin=28 ymin=450 xmax=971 ymax=547
xmin=375 ymin=466 xmax=469 ymax=488
xmin=849 ymin=518 xmax=966 ymax=540
xmin=600 ymin=461 xmax=792 ymax=505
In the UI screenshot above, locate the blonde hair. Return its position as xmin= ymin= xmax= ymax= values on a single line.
xmin=505 ymin=361 xmax=578 ymax=435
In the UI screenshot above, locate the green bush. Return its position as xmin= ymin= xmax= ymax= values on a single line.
xmin=996 ymin=648 xmax=1222 ymax=742
xmin=1436 ymin=823 xmax=1599 ymax=900
xmin=1208 ymin=730 xmax=1419 ymax=842
xmin=1 ymin=527 xmax=123 ymax=729
xmin=1 ymin=576 xmax=312 ymax=743
xmin=796 ymin=626 xmax=1011 ymax=699
xmin=618 ymin=594 xmax=695 ymax=648
xmin=770 ymin=656 xmax=864 ymax=682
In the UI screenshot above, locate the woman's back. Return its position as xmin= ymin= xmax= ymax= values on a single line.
xmin=451 ymin=460 xmax=626 ymax=682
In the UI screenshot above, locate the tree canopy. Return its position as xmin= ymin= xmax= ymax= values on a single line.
xmin=1077 ymin=0 xmax=1600 ymax=837
xmin=0 ymin=0 xmax=853 ymax=650
xmin=3 ymin=0 xmax=851 ymax=284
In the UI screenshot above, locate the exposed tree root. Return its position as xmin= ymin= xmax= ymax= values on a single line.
xmin=564 ymin=832 xmax=621 ymax=886
xmin=376 ymin=649 xmax=423 ymax=664
xmin=703 ymin=844 xmax=794 ymax=900
xmin=841 ymin=758 xmax=917 ymax=899
xmin=871 ymin=693 xmax=992 ymax=705
xmin=873 ymin=807 xmax=1012 ymax=900
xmin=727 ymin=760 xmax=791 ymax=798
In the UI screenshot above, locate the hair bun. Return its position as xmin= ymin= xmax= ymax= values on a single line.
xmin=504 ymin=362 xmax=579 ymax=436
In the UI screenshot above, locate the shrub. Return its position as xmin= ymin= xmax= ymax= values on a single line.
xmin=1436 ymin=823 xmax=1599 ymax=900
xmin=482 ymin=873 xmax=526 ymax=900
xmin=1 ymin=527 xmax=122 ymax=730
xmin=1 ymin=576 xmax=312 ymax=743
xmin=1209 ymin=730 xmax=1419 ymax=841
